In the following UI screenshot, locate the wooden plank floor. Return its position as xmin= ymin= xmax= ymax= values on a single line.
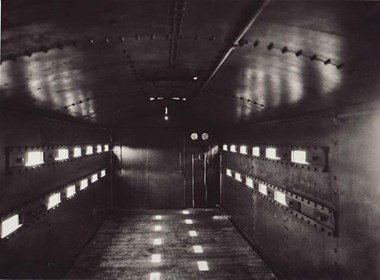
xmin=66 ymin=209 xmax=277 ymax=280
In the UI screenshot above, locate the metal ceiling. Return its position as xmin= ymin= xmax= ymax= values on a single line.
xmin=1 ymin=0 xmax=380 ymax=127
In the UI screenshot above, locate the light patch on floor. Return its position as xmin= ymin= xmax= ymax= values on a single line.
xmin=182 ymin=210 xmax=190 ymax=215
xmin=197 ymin=261 xmax=209 ymax=271
xmin=150 ymin=272 xmax=160 ymax=280
xmin=189 ymin=230 xmax=197 ymax=237
xmin=193 ymin=245 xmax=203 ymax=253
xmin=154 ymin=215 xmax=162 ymax=220
xmin=151 ymin=254 xmax=161 ymax=263
xmin=185 ymin=219 xmax=193 ymax=224
xmin=153 ymin=238 xmax=162 ymax=245
xmin=154 ymin=225 xmax=162 ymax=231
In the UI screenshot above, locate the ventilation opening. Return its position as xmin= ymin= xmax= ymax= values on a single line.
xmin=230 ymin=145 xmax=237 ymax=153
xmin=1 ymin=214 xmax=22 ymax=238
xmin=223 ymin=144 xmax=228 ymax=151
xmin=66 ymin=185 xmax=76 ymax=198
xmin=25 ymin=151 xmax=44 ymax=166
xmin=291 ymin=150 xmax=309 ymax=164
xmin=252 ymin=147 xmax=260 ymax=157
xmin=55 ymin=148 xmax=69 ymax=161
xmin=246 ymin=177 xmax=254 ymax=188
xmin=259 ymin=184 xmax=268 ymax=196
xmin=235 ymin=172 xmax=242 ymax=182
xmin=226 ymin=169 xmax=232 ymax=177
xmin=240 ymin=146 xmax=247 ymax=154
xmin=80 ymin=179 xmax=88 ymax=190
xmin=73 ymin=147 xmax=82 ymax=157
xmin=266 ymin=148 xmax=280 ymax=160
xmin=274 ymin=190 xmax=288 ymax=206
xmin=86 ymin=146 xmax=93 ymax=155
xmin=97 ymin=145 xmax=102 ymax=153
xmin=47 ymin=193 xmax=61 ymax=209
xmin=91 ymin=174 xmax=98 ymax=183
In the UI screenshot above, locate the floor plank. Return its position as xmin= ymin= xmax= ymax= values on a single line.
xmin=66 ymin=209 xmax=277 ymax=280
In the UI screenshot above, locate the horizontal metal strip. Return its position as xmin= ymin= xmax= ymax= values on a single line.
xmin=222 ymin=144 xmax=328 ymax=172
xmin=7 ymin=144 xmax=110 ymax=172
xmin=223 ymin=167 xmax=337 ymax=237
xmin=0 ymin=168 xmax=108 ymax=241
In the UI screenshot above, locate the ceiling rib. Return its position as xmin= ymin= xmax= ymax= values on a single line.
xmin=189 ymin=0 xmax=271 ymax=102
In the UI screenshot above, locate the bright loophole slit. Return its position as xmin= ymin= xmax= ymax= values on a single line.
xmin=185 ymin=219 xmax=193 ymax=224
xmin=189 ymin=230 xmax=197 ymax=237
xmin=154 ymin=225 xmax=162 ymax=231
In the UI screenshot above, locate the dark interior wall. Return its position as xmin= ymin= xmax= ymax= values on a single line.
xmin=0 ymin=111 xmax=111 ymax=278
xmin=112 ymin=126 xmax=220 ymax=210
xmin=220 ymin=103 xmax=380 ymax=280
xmin=112 ymin=127 xmax=187 ymax=209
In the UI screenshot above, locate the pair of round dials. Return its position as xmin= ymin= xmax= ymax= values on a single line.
xmin=191 ymin=132 xmax=208 ymax=140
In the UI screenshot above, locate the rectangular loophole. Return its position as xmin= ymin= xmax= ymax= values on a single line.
xmin=47 ymin=193 xmax=61 ymax=209
xmin=91 ymin=174 xmax=98 ymax=183
xmin=100 ymin=169 xmax=106 ymax=177
xmin=197 ymin=261 xmax=209 ymax=271
xmin=80 ymin=179 xmax=88 ymax=190
xmin=1 ymin=214 xmax=22 ymax=238
xmin=189 ymin=230 xmax=197 ymax=237
xmin=252 ymin=147 xmax=260 ymax=157
xmin=185 ymin=219 xmax=193 ymax=224
xmin=234 ymin=172 xmax=242 ymax=182
xmin=55 ymin=148 xmax=69 ymax=161
xmin=240 ymin=146 xmax=247 ymax=154
xmin=86 ymin=146 xmax=93 ymax=155
xmin=66 ymin=185 xmax=76 ymax=198
xmin=246 ymin=177 xmax=254 ymax=188
xmin=291 ymin=150 xmax=309 ymax=164
xmin=73 ymin=147 xmax=82 ymax=157
xmin=274 ymin=190 xmax=288 ymax=206
xmin=266 ymin=148 xmax=280 ymax=160
xmin=223 ymin=144 xmax=228 ymax=151
xmin=259 ymin=184 xmax=268 ymax=196
xmin=154 ymin=215 xmax=162 ymax=220
xmin=226 ymin=169 xmax=232 ymax=177
xmin=25 ymin=151 xmax=44 ymax=166
xmin=154 ymin=225 xmax=162 ymax=231
xmin=104 ymin=144 xmax=109 ymax=152
xmin=97 ymin=145 xmax=102 ymax=153
xmin=230 ymin=145 xmax=237 ymax=153
xmin=182 ymin=210 xmax=190 ymax=215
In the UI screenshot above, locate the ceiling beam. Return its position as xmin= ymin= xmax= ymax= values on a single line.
xmin=189 ymin=0 xmax=270 ymax=102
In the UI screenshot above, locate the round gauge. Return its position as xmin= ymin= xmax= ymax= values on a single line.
xmin=191 ymin=133 xmax=198 ymax=140
xmin=201 ymin=133 xmax=209 ymax=140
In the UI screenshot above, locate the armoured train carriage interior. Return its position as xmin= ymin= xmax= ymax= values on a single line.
xmin=1 ymin=0 xmax=380 ymax=279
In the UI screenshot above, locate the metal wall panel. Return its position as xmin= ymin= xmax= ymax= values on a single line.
xmin=220 ymin=104 xmax=380 ymax=279
xmin=0 ymin=110 xmax=110 ymax=278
